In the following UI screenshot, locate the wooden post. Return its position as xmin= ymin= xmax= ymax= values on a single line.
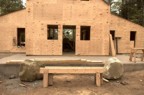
xmin=129 ymin=48 xmax=136 ymax=62
xmin=109 ymin=34 xmax=116 ymax=57
xmin=96 ymin=73 xmax=101 ymax=87
xmin=43 ymin=73 xmax=48 ymax=88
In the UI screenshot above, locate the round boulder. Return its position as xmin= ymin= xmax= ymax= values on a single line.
xmin=103 ymin=57 xmax=124 ymax=79
xmin=19 ymin=59 xmax=43 ymax=82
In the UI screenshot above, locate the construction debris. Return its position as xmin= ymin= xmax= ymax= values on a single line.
xmin=103 ymin=78 xmax=109 ymax=83
xmin=120 ymin=81 xmax=129 ymax=85
xmin=9 ymin=75 xmax=16 ymax=79
xmin=109 ymin=34 xmax=116 ymax=57
xmin=19 ymin=83 xmax=27 ymax=87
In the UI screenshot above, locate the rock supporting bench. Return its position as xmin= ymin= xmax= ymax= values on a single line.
xmin=40 ymin=66 xmax=105 ymax=87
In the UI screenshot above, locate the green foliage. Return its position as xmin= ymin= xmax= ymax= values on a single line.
xmin=120 ymin=0 xmax=144 ymax=26
xmin=0 ymin=0 xmax=24 ymax=15
xmin=110 ymin=0 xmax=144 ymax=26
xmin=111 ymin=1 xmax=122 ymax=14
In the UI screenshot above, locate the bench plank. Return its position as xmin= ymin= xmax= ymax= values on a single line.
xmin=42 ymin=66 xmax=105 ymax=74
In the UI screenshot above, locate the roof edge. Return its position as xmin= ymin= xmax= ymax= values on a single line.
xmin=111 ymin=12 xmax=144 ymax=28
xmin=0 ymin=8 xmax=26 ymax=17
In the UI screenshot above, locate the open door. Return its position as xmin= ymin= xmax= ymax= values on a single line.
xmin=63 ymin=25 xmax=76 ymax=55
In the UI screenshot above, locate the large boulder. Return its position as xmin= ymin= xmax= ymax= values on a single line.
xmin=103 ymin=57 xmax=124 ymax=79
xmin=19 ymin=59 xmax=44 ymax=82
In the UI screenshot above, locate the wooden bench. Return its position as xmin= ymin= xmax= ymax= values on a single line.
xmin=129 ymin=48 xmax=144 ymax=63
xmin=40 ymin=66 xmax=105 ymax=87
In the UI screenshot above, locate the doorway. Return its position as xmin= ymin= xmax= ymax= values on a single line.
xmin=17 ymin=28 xmax=25 ymax=46
xmin=130 ymin=31 xmax=136 ymax=47
xmin=110 ymin=30 xmax=115 ymax=40
xmin=63 ymin=25 xmax=76 ymax=54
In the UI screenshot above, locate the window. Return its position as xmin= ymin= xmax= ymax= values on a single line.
xmin=47 ymin=25 xmax=58 ymax=40
xmin=80 ymin=26 xmax=90 ymax=40
xmin=130 ymin=31 xmax=136 ymax=41
xmin=17 ymin=28 xmax=25 ymax=46
xmin=110 ymin=30 xmax=115 ymax=40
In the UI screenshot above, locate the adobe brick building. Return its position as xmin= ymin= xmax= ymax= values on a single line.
xmin=0 ymin=0 xmax=144 ymax=55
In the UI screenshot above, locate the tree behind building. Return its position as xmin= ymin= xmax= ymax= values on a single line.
xmin=0 ymin=0 xmax=24 ymax=15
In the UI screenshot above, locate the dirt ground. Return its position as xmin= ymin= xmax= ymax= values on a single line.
xmin=0 ymin=70 xmax=144 ymax=95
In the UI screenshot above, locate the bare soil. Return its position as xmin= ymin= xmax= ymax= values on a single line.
xmin=0 ymin=70 xmax=144 ymax=95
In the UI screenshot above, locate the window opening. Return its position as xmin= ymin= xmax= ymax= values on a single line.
xmin=80 ymin=26 xmax=90 ymax=40
xmin=47 ymin=25 xmax=58 ymax=40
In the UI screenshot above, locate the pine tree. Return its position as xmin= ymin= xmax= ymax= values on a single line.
xmin=120 ymin=0 xmax=144 ymax=26
xmin=0 ymin=0 xmax=24 ymax=15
